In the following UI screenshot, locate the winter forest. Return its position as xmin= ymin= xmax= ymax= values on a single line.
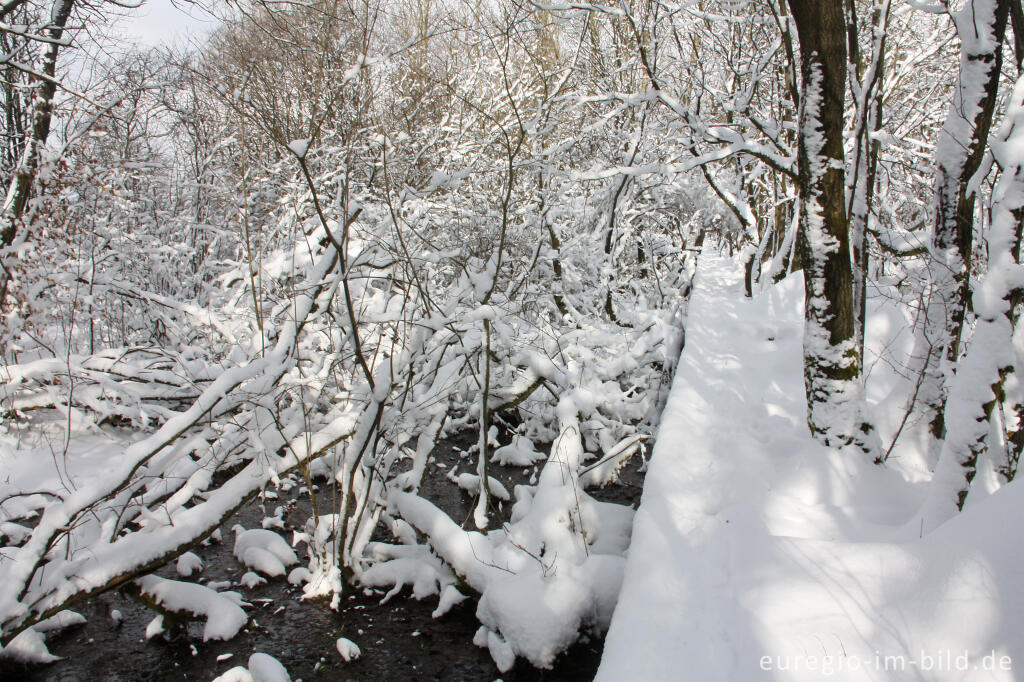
xmin=1 ymin=0 xmax=1023 ymax=679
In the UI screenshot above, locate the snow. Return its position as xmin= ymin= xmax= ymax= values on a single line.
xmin=386 ymin=399 xmax=635 ymax=670
xmin=0 ymin=2 xmax=1017 ymax=676
xmin=484 ymin=628 xmax=516 ymax=673
xmin=0 ymin=628 xmax=60 ymax=663
xmin=240 ymin=547 xmax=288 ymax=578
xmin=233 ymin=527 xmax=299 ymax=577
xmin=454 ymin=472 xmax=510 ymax=501
xmin=336 ymin=637 xmax=361 ymax=662
xmin=598 ymin=254 xmax=1024 ymax=681
xmin=247 ymin=652 xmax=291 ymax=682
xmin=136 ymin=575 xmax=249 ymax=641
xmin=578 ymin=434 xmax=643 ymax=488
xmin=176 ymin=552 xmax=204 ymax=577
xmin=285 ymin=138 xmax=310 ymax=159
xmin=287 ymin=566 xmax=312 ymax=586
xmin=33 ymin=610 xmax=85 ymax=633
xmin=145 ymin=615 xmax=165 ymax=640
xmin=476 ymin=567 xmax=606 ymax=671
xmin=210 ymin=653 xmax=290 ymax=682
xmin=240 ymin=571 xmax=267 ymax=589
xmin=360 ymin=542 xmax=454 ymax=603
xmin=212 ymin=667 xmax=253 ymax=682
xmin=431 ymin=584 xmax=467 ymax=618
xmin=491 ymin=434 xmax=545 ymax=466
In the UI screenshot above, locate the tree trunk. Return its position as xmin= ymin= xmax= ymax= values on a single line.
xmin=921 ymin=74 xmax=1024 ymax=528
xmin=788 ymin=0 xmax=860 ymax=447
xmin=922 ymin=0 xmax=1010 ymax=444
xmin=847 ymin=0 xmax=891 ymax=364
xmin=0 ymin=0 xmax=76 ymax=311
xmin=1011 ymin=0 xmax=1024 ymax=73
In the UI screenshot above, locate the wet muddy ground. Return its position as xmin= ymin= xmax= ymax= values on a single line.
xmin=0 ymin=430 xmax=648 ymax=682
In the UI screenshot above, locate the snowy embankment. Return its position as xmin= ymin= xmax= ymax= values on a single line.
xmin=598 ymin=254 xmax=1024 ymax=681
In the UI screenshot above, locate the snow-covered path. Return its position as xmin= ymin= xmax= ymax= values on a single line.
xmin=597 ymin=254 xmax=1024 ymax=681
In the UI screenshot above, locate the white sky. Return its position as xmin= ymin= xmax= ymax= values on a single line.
xmin=116 ymin=0 xmax=218 ymax=48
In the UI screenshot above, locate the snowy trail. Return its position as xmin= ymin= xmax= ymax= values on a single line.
xmin=597 ymin=254 xmax=1024 ymax=681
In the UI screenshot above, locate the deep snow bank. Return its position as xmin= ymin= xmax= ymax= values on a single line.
xmin=597 ymin=254 xmax=1024 ymax=681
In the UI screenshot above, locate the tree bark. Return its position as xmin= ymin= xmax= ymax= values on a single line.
xmin=847 ymin=0 xmax=891 ymax=364
xmin=0 ymin=0 xmax=75 ymax=311
xmin=1011 ymin=0 xmax=1024 ymax=73
xmin=788 ymin=0 xmax=861 ymax=446
xmin=923 ymin=0 xmax=1010 ymax=444
xmin=921 ymin=74 xmax=1024 ymax=527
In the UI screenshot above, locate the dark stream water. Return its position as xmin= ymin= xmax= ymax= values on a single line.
xmin=0 ymin=431 xmax=647 ymax=682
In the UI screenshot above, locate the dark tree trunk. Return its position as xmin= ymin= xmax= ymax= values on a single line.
xmin=788 ymin=0 xmax=860 ymax=446
xmin=0 ymin=0 xmax=75 ymax=311
xmin=1011 ymin=0 xmax=1024 ymax=73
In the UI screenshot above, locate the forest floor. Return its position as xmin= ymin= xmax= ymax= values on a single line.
xmin=0 ymin=430 xmax=647 ymax=681
xmin=596 ymin=254 xmax=1024 ymax=681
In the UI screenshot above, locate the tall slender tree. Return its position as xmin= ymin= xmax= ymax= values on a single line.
xmin=0 ymin=0 xmax=75 ymax=310
xmin=787 ymin=0 xmax=861 ymax=446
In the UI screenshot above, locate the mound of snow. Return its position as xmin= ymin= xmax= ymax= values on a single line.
xmin=145 ymin=615 xmax=165 ymax=640
xmin=360 ymin=542 xmax=454 ymax=603
xmin=287 ymin=566 xmax=312 ymax=586
xmin=233 ymin=527 xmax=298 ymax=577
xmin=0 ymin=628 xmax=60 ymax=663
xmin=2 ymin=611 xmax=87 ymax=661
xmin=261 ymin=516 xmax=285 ymax=530
xmin=241 ymin=546 xmax=288 ymax=578
xmin=474 ymin=626 xmax=515 ymax=673
xmin=212 ymin=667 xmax=253 ymax=682
xmin=491 ymin=435 xmax=545 ymax=466
xmin=454 ymin=472 xmax=510 ymax=501
xmin=137 ymin=575 xmax=248 ymax=641
xmin=336 ymin=637 xmax=361 ymax=662
xmin=212 ymin=653 xmax=291 ymax=682
xmin=248 ymin=652 xmax=290 ymax=682
xmin=578 ymin=435 xmax=643 ymax=489
xmin=240 ymin=571 xmax=266 ymax=589
xmin=176 ymin=551 xmax=204 ymax=577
